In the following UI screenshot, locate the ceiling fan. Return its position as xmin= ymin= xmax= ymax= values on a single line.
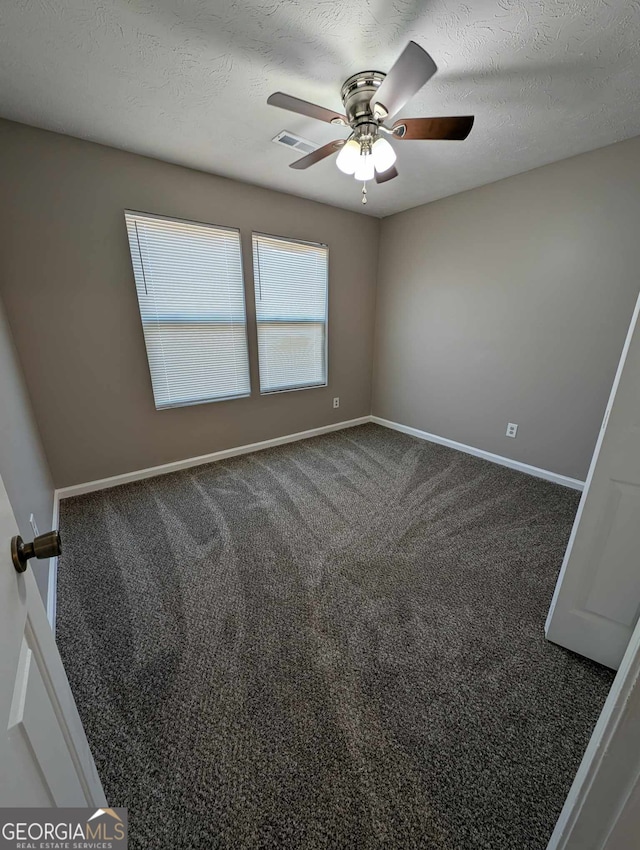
xmin=267 ymin=41 xmax=474 ymax=204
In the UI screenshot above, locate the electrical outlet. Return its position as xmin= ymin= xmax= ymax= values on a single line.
xmin=29 ymin=513 xmax=39 ymax=536
xmin=506 ymin=422 xmax=518 ymax=438
xmin=333 ymin=397 xmax=340 ymax=409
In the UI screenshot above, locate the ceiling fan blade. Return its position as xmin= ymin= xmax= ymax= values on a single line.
xmin=392 ymin=116 xmax=474 ymax=140
xmin=267 ymin=92 xmax=347 ymax=126
xmin=370 ymin=42 xmax=437 ymax=119
xmin=289 ymin=139 xmax=346 ymax=170
xmin=374 ymin=165 xmax=398 ymax=184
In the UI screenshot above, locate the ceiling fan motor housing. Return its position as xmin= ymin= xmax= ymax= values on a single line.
xmin=266 ymin=41 xmax=473 ymax=190
xmin=340 ymin=71 xmax=387 ymax=147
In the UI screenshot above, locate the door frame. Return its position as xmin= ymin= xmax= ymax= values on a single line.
xmin=547 ymin=288 xmax=640 ymax=848
xmin=46 ymin=493 xmax=60 ymax=632
xmin=547 ymin=611 xmax=640 ymax=849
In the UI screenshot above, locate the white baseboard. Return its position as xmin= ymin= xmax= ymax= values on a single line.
xmin=55 ymin=416 xmax=371 ymax=500
xmin=46 ymin=413 xmax=582 ymax=630
xmin=371 ymin=416 xmax=585 ymax=491
xmin=47 ymin=489 xmax=60 ymax=635
xmin=54 ymin=413 xmax=585 ymax=504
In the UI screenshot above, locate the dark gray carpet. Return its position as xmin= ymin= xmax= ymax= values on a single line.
xmin=57 ymin=424 xmax=613 ymax=850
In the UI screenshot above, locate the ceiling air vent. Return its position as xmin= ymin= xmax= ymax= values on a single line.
xmin=272 ymin=131 xmax=319 ymax=155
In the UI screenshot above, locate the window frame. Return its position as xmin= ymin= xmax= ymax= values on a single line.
xmin=251 ymin=230 xmax=329 ymax=396
xmin=124 ymin=209 xmax=252 ymax=410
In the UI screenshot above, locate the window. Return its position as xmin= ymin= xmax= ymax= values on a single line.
xmin=125 ymin=211 xmax=251 ymax=409
xmin=252 ymin=233 xmax=328 ymax=393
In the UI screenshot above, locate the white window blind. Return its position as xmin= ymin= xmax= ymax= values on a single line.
xmin=252 ymin=233 xmax=328 ymax=393
xmin=124 ymin=211 xmax=251 ymax=409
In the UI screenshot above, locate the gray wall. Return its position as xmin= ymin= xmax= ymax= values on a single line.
xmin=373 ymin=136 xmax=640 ymax=481
xmin=1 ymin=117 xmax=638 ymax=490
xmin=0 ymin=293 xmax=54 ymax=599
xmin=0 ymin=120 xmax=379 ymax=487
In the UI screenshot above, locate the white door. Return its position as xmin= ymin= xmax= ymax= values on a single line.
xmin=0 ymin=471 xmax=106 ymax=806
xmin=547 ymin=611 xmax=640 ymax=850
xmin=546 ymin=291 xmax=640 ymax=670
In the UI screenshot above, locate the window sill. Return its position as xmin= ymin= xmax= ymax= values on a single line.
xmin=259 ymin=382 xmax=328 ymax=396
xmin=156 ymin=392 xmax=251 ymax=410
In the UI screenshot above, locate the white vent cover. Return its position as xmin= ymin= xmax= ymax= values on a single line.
xmin=272 ymin=131 xmax=319 ymax=154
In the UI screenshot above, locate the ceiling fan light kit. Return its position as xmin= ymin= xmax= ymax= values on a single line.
xmin=354 ymin=153 xmax=375 ymax=182
xmin=335 ymin=139 xmax=360 ymax=174
xmin=267 ymin=41 xmax=475 ymax=205
xmin=372 ymin=137 xmax=397 ymax=173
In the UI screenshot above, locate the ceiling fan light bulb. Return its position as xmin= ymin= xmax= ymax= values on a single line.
xmin=336 ymin=139 xmax=361 ymax=174
xmin=354 ymin=153 xmax=375 ymax=182
xmin=372 ymin=137 xmax=397 ymax=173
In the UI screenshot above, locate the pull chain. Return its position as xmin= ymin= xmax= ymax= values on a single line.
xmin=361 ymin=182 xmax=368 ymax=205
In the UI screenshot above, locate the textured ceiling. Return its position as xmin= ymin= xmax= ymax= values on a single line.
xmin=1 ymin=0 xmax=639 ymax=217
